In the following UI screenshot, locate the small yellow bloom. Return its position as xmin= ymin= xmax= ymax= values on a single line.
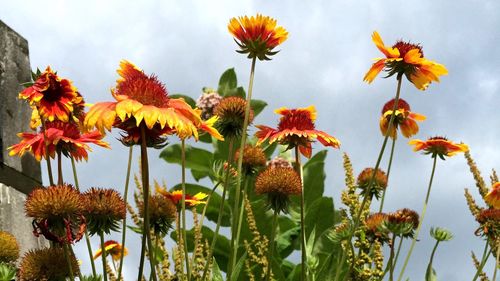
xmin=93 ymin=240 xmax=128 ymax=261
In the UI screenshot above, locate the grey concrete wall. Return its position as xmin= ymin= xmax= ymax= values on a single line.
xmin=0 ymin=20 xmax=47 ymax=255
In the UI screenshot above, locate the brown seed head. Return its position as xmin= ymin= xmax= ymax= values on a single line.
xmin=213 ymin=96 xmax=253 ymax=139
xmin=138 ymin=195 xmax=177 ymax=235
xmin=18 ymin=247 xmax=79 ymax=281
xmin=255 ymin=167 xmax=302 ymax=196
xmin=365 ymin=213 xmax=388 ymax=236
xmin=82 ymin=188 xmax=126 ymax=234
xmin=25 ymin=184 xmax=83 ymax=220
xmin=388 ymin=208 xmax=419 ymax=229
xmin=235 ymin=144 xmax=267 ymax=172
xmin=0 ymin=231 xmax=20 ymax=263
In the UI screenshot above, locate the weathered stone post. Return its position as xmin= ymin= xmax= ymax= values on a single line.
xmin=0 ymin=20 xmax=47 ymax=255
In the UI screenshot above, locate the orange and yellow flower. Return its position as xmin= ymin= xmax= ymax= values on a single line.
xmin=8 ymin=120 xmax=109 ymax=161
xmin=255 ymin=105 xmax=340 ymax=158
xmin=380 ymin=98 xmax=426 ymax=139
xmin=156 ymin=188 xmax=207 ymax=208
xmin=84 ymin=61 xmax=222 ymax=145
xmin=19 ymin=67 xmax=82 ymax=122
xmin=363 ymin=31 xmax=448 ymax=90
xmin=409 ymin=136 xmax=468 ymax=159
xmin=228 ymin=14 xmax=288 ymax=60
xmin=93 ymin=240 xmax=128 ymax=261
xmin=485 ymin=182 xmax=500 ymax=209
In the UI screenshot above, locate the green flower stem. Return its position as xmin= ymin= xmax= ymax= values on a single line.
xmin=379 ymin=137 xmax=397 ymax=212
xmin=180 ymin=139 xmax=191 ymax=280
xmin=117 ymin=146 xmax=134 ymax=281
xmin=70 ymin=156 xmax=97 ymax=276
xmin=202 ymin=139 xmax=235 ymax=280
xmin=342 ymin=75 xmax=403 ymax=281
xmin=333 ymin=242 xmax=347 ymax=281
xmin=99 ymin=232 xmax=108 ymax=281
xmin=190 ymin=182 xmax=221 ymax=267
xmin=137 ymin=125 xmax=157 ymax=281
xmin=40 ymin=118 xmax=54 ymax=185
xmin=397 ymin=156 xmax=438 ymax=281
xmin=228 ymin=56 xmax=257 ymax=279
xmin=68 ymin=245 xmax=84 ymax=280
xmin=392 ymin=235 xmax=404 ymax=272
xmin=426 ymin=239 xmax=440 ymax=278
xmin=63 ymin=243 xmax=76 ymax=281
xmin=493 ymin=239 xmax=499 ymax=281
xmin=231 ymin=175 xmax=250 ymax=279
xmin=265 ymin=208 xmax=279 ymax=281
xmin=57 ymin=150 xmax=63 ymax=185
xmin=294 ymin=146 xmax=307 ymax=281
xmin=389 ymin=234 xmax=398 ymax=281
xmin=472 ymin=239 xmax=492 ymax=281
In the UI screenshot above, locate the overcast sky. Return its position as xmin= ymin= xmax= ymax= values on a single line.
xmin=1 ymin=0 xmax=499 ymax=280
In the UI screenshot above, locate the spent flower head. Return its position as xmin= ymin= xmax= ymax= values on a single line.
xmin=357 ymin=168 xmax=388 ymax=199
xmin=18 ymin=247 xmax=79 ymax=281
xmin=82 ymin=188 xmax=126 ymax=235
xmin=255 ymin=166 xmax=302 ymax=213
xmin=213 ymin=96 xmax=253 ymax=139
xmin=0 ymin=231 xmax=20 ymax=263
xmin=138 ymin=194 xmax=177 ymax=235
xmin=235 ymin=144 xmax=267 ymax=175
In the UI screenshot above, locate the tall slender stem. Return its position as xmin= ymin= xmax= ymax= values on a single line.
xmin=397 ymin=156 xmax=438 ymax=281
xmin=426 ymin=240 xmax=440 ymax=279
xmin=57 ymin=150 xmax=63 ymax=185
xmin=232 ymin=176 xmax=250 ymax=276
xmin=117 ymin=146 xmax=133 ymax=281
xmin=63 ymin=243 xmax=76 ymax=281
xmin=265 ymin=208 xmax=279 ymax=281
xmin=294 ymin=146 xmax=307 ymax=281
xmin=40 ymin=118 xmax=54 ymax=185
xmin=333 ymin=243 xmax=347 ymax=281
xmin=379 ymin=137 xmax=397 ymax=212
xmin=68 ymin=244 xmax=84 ymax=280
xmin=190 ymin=182 xmax=221 ymax=267
xmin=137 ymin=125 xmax=157 ymax=281
xmin=180 ymin=139 xmax=191 ymax=279
xmin=389 ymin=234 xmax=397 ymax=281
xmin=493 ymin=239 xmax=499 ymax=281
xmin=228 ymin=57 xmax=257 ymax=279
xmin=202 ymin=139 xmax=234 ymax=280
xmin=99 ymin=232 xmax=108 ymax=281
xmin=70 ymin=157 xmax=97 ymax=276
xmin=342 ymin=75 xmax=403 ymax=281
xmin=472 ymin=239 xmax=491 ymax=281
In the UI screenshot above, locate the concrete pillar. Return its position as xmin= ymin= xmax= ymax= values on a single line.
xmin=0 ymin=20 xmax=47 ymax=255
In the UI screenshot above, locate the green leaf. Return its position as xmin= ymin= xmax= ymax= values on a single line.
xmin=276 ymin=225 xmax=300 ymax=259
xmin=250 ymin=99 xmax=267 ymax=117
xmin=305 ymin=197 xmax=335 ymax=242
xmin=151 ymin=243 xmax=165 ymax=263
xmin=159 ymin=144 xmax=213 ymax=175
xmin=191 ymin=169 xmax=210 ymax=181
xmin=126 ymin=225 xmax=143 ymax=234
xmin=231 ymin=252 xmax=248 ymax=281
xmin=170 ymin=93 xmax=196 ymax=108
xmin=212 ymin=257 xmax=224 ymax=281
xmin=198 ymin=132 xmax=213 ymax=143
xmin=170 ymin=183 xmax=231 ymax=226
xmin=303 ymin=150 xmax=327 ymax=207
xmin=0 ymin=262 xmax=16 ymax=281
xmin=218 ymin=68 xmax=238 ymax=97
xmin=425 ymin=265 xmax=437 ymax=281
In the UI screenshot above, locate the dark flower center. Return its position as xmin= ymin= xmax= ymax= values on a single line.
xmin=382 ymin=98 xmax=411 ymax=114
xmin=43 ymin=75 xmax=65 ymax=102
xmin=278 ymin=111 xmax=315 ymax=131
xmin=392 ymin=40 xmax=424 ymax=58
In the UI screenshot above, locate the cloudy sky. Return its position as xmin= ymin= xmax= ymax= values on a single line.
xmin=1 ymin=0 xmax=499 ymax=280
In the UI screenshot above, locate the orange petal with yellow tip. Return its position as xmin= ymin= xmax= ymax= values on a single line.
xmin=363 ymin=59 xmax=386 ymax=83
xmin=372 ymin=31 xmax=400 ymax=58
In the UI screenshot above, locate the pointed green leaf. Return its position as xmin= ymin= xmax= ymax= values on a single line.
xmin=218 ymin=68 xmax=238 ymax=96
xmin=212 ymin=257 xmax=224 ymax=281
xmin=425 ymin=265 xmax=437 ymax=281
xmin=159 ymin=144 xmax=213 ymax=174
xmin=170 ymin=93 xmax=196 ymax=108
xmin=250 ymin=99 xmax=267 ymax=117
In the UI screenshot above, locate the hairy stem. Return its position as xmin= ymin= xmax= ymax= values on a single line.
xmin=397 ymin=156 xmax=438 ymax=281
xmin=117 ymin=146 xmax=133 ymax=281
xmin=228 ymin=56 xmax=257 ymax=279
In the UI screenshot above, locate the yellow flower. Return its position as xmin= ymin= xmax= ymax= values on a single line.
xmin=93 ymin=240 xmax=128 ymax=261
xmin=485 ymin=182 xmax=500 ymax=209
xmin=380 ymin=98 xmax=426 ymax=139
xmin=228 ymin=14 xmax=288 ymax=60
xmin=409 ymin=136 xmax=468 ymax=159
xmin=364 ymin=31 xmax=448 ymax=90
xmin=84 ymin=61 xmax=222 ymax=146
